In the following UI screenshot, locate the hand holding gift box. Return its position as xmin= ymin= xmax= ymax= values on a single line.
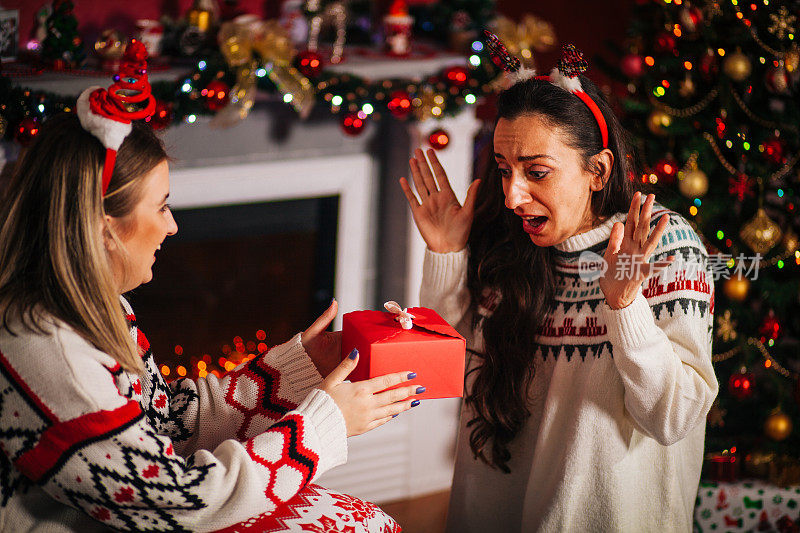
xmin=341 ymin=301 xmax=466 ymax=400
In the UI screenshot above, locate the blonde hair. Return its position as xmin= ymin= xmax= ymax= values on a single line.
xmin=0 ymin=113 xmax=168 ymax=373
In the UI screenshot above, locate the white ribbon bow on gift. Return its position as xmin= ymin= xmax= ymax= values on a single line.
xmin=384 ymin=301 xmax=416 ymax=330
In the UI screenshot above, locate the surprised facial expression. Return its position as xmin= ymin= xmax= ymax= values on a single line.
xmin=494 ymin=114 xmax=610 ymax=247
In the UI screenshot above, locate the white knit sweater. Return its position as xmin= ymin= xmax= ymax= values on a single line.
xmin=0 ymin=298 xmax=346 ymax=532
xmin=421 ymin=206 xmax=718 ymax=533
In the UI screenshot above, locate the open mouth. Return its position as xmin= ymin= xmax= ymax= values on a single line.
xmin=522 ymin=216 xmax=548 ymax=235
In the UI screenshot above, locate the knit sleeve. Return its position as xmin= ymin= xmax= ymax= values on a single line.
xmin=597 ymin=211 xmax=718 ymax=446
xmin=0 ymin=325 xmax=347 ymax=532
xmin=420 ymin=247 xmax=471 ymax=327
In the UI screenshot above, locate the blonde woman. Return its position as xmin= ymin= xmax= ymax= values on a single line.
xmin=0 ymin=111 xmax=420 ymax=532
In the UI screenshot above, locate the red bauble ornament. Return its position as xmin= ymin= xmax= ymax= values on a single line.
xmin=759 ymin=311 xmax=781 ymax=342
xmin=428 ymin=129 xmax=450 ymax=150
xmin=387 ymin=90 xmax=412 ymax=119
xmin=653 ymin=158 xmax=679 ymax=185
xmin=729 ymin=369 xmax=755 ymax=400
xmin=679 ymin=5 xmax=704 ymax=33
xmin=765 ymin=64 xmax=790 ymax=94
xmin=203 ymin=80 xmax=230 ymax=112
xmin=655 ymin=32 xmax=676 ymax=54
xmin=146 ymin=100 xmax=173 ymax=130
xmin=700 ymin=50 xmax=718 ymax=80
xmin=443 ymin=66 xmax=469 ymax=88
xmin=763 ymin=137 xmax=786 ymax=164
xmin=620 ymin=54 xmax=645 ymax=78
xmin=296 ymin=50 xmax=324 ymax=78
xmin=15 ymin=117 xmax=40 ymax=146
xmin=341 ymin=112 xmax=366 ymax=136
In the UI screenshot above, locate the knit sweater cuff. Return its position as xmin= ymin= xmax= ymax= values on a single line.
xmin=598 ymin=290 xmax=659 ymax=349
xmin=294 ymin=389 xmax=348 ymax=478
xmin=265 ymin=334 xmax=323 ymax=404
xmin=422 ymin=248 xmax=468 ymax=293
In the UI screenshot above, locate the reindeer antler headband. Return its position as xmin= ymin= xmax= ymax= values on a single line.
xmin=484 ymin=31 xmax=609 ymax=149
xmin=77 ymin=39 xmax=156 ymax=196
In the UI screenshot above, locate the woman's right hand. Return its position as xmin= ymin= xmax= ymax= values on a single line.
xmin=399 ymin=148 xmax=481 ymax=253
xmin=320 ymin=350 xmax=422 ymax=437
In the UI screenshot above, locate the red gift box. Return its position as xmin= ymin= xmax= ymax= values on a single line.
xmin=341 ymin=306 xmax=466 ymax=400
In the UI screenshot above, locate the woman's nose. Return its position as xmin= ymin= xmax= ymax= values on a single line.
xmin=504 ymin=174 xmax=530 ymax=210
xmin=166 ymin=210 xmax=178 ymax=236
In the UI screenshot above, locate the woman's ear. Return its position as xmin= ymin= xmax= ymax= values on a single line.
xmin=102 ymin=215 xmax=117 ymax=252
xmin=590 ymin=149 xmax=614 ymax=192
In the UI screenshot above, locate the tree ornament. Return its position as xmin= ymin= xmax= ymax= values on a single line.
xmin=759 ymin=310 xmax=781 ymax=342
xmin=728 ymin=367 xmax=755 ymax=399
xmin=443 ymin=66 xmax=470 ymax=88
xmin=655 ymin=31 xmax=676 ymax=53
xmin=341 ymin=112 xmax=366 ymax=136
xmin=653 ymin=157 xmax=679 ymax=185
xmin=722 ymin=276 xmax=750 ymax=301
xmin=728 ymin=174 xmax=756 ymax=201
xmin=647 ymin=109 xmax=672 ymax=136
xmin=763 ymin=137 xmax=786 ymax=164
xmin=295 ymin=50 xmax=323 ymax=78
xmin=700 ymin=49 xmax=718 ymax=80
xmin=782 ymin=229 xmax=799 ymax=254
xmin=740 ymin=208 xmax=782 ymax=254
xmin=715 ymin=309 xmax=738 ymax=342
xmin=767 ymin=6 xmax=796 ymax=40
xmin=15 ymin=117 xmax=40 ymax=146
xmin=384 ymin=0 xmax=413 ymax=57
xmin=428 ymin=129 xmax=450 ymax=150
xmin=203 ymin=80 xmax=230 ymax=111
xmin=765 ymin=63 xmax=790 ymax=94
xmin=620 ymin=53 xmax=645 ymax=78
xmin=145 ymin=100 xmax=173 ymax=130
xmin=678 ymin=74 xmax=696 ymax=97
xmin=679 ymin=3 xmax=704 ymax=33
xmin=679 ymin=166 xmax=709 ymax=197
xmin=784 ymin=48 xmax=800 ymax=73
xmin=723 ymin=49 xmax=752 ymax=81
xmin=764 ymin=409 xmax=792 ymax=441
xmin=387 ymin=90 xmax=412 ymax=119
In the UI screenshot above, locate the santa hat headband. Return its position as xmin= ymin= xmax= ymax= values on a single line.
xmin=484 ymin=31 xmax=608 ymax=149
xmin=77 ymin=39 xmax=156 ymax=196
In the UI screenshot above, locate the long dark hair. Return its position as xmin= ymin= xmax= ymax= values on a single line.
xmin=465 ymin=76 xmax=639 ymax=472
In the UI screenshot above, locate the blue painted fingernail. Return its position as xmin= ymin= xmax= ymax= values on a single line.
xmin=348 ymin=348 xmax=358 ymax=360
xmin=407 ymin=372 xmax=416 ymax=379
xmin=392 ymin=414 xmax=398 ymax=418
xmin=416 ymin=386 xmax=426 ymax=394
xmin=411 ymin=400 xmax=421 ymax=407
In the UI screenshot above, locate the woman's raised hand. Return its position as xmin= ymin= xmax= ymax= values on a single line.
xmin=319 ymin=351 xmax=422 ymax=437
xmin=600 ymin=192 xmax=676 ymax=309
xmin=399 ymin=148 xmax=481 ymax=253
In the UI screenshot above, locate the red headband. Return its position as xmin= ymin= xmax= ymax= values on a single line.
xmin=77 ymin=40 xmax=156 ymax=196
xmin=484 ymin=33 xmax=609 ymax=149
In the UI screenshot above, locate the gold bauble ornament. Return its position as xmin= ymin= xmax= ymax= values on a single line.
xmin=739 ymin=208 xmax=782 ymax=254
xmin=785 ymin=48 xmax=800 ymax=73
xmin=723 ymin=49 xmax=752 ymax=81
xmin=678 ymin=168 xmax=709 ymax=197
xmin=764 ymin=410 xmax=793 ymax=441
xmin=647 ymin=109 xmax=672 ymax=136
xmin=723 ymin=276 xmax=750 ymax=301
xmin=782 ymin=228 xmax=799 ymax=254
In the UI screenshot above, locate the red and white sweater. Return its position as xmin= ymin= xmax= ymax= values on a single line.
xmin=0 ymin=298 xmax=346 ymax=532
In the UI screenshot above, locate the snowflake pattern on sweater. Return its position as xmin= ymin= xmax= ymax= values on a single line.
xmin=0 ymin=299 xmax=350 ymax=532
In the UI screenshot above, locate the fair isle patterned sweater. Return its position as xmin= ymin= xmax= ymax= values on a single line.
xmin=0 ymin=298 xmax=346 ymax=532
xmin=421 ymin=205 xmax=719 ymax=533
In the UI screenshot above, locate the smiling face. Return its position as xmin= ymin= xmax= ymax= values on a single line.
xmin=106 ymin=160 xmax=177 ymax=293
xmin=494 ymin=113 xmax=611 ymax=247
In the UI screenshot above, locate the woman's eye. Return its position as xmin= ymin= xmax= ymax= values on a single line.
xmin=527 ymin=170 xmax=549 ymax=180
xmin=498 ymin=167 xmax=511 ymax=178
xmin=160 ymin=203 xmax=172 ymax=213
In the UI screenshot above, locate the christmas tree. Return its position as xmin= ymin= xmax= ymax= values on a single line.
xmin=41 ymin=0 xmax=86 ymax=68
xmin=603 ymin=0 xmax=800 ymax=481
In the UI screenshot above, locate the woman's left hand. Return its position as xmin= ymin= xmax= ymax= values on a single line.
xmin=301 ymin=300 xmax=343 ymax=378
xmin=599 ymin=192 xmax=675 ymax=309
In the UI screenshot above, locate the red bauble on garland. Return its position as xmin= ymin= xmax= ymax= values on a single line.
xmin=700 ymin=49 xmax=719 ymax=80
xmin=443 ymin=66 xmax=469 ymax=88
xmin=765 ymin=64 xmax=790 ymax=94
xmin=620 ymin=53 xmax=645 ymax=78
xmin=341 ymin=112 xmax=366 ymax=136
xmin=15 ymin=117 xmax=40 ymax=146
xmin=679 ymin=5 xmax=704 ymax=33
xmin=655 ymin=32 xmax=676 ymax=54
xmin=729 ymin=368 xmax=755 ymax=400
xmin=428 ymin=129 xmax=450 ymax=149
xmin=202 ymin=80 xmax=230 ymax=111
xmin=759 ymin=310 xmax=781 ymax=342
xmin=653 ymin=157 xmax=679 ymax=185
xmin=146 ymin=100 xmax=173 ymax=130
xmin=387 ymin=90 xmax=412 ymax=119
xmin=296 ymin=50 xmax=324 ymax=78
xmin=763 ymin=137 xmax=786 ymax=165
